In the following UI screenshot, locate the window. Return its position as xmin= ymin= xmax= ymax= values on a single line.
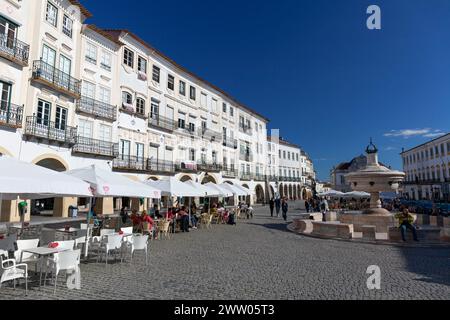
xmin=178 ymin=113 xmax=186 ymax=129
xmin=189 ymin=122 xmax=195 ymax=133
xmin=179 ymin=81 xmax=186 ymax=96
xmin=168 ymin=75 xmax=175 ymax=91
xmin=100 ymin=51 xmax=112 ymax=71
xmin=152 ymin=66 xmax=160 ymax=82
xmin=255 ymin=122 xmax=258 ymax=132
xmin=98 ymin=124 xmax=112 ymax=142
xmin=190 ymin=86 xmax=196 ymax=100
xmin=62 ymin=15 xmax=73 ymax=38
xmin=122 ymin=91 xmax=132 ymax=105
xmin=136 ymin=98 xmax=145 ymax=115
xmin=120 ymin=140 xmax=131 ymax=158
xmin=78 ymin=119 xmax=93 ymax=138
xmin=0 ymin=81 xmax=12 ymax=110
xmin=189 ymin=149 xmax=196 ymax=161
xmin=283 ymin=151 xmax=286 ymax=159
xmin=85 ymin=42 xmax=97 ymax=64
xmin=223 ymin=103 xmax=227 ymax=113
xmin=46 ymin=2 xmax=58 ymax=27
xmin=82 ymin=81 xmax=95 ymax=98
xmin=212 ymin=99 xmax=218 ymax=113
xmin=55 ymin=106 xmax=67 ymax=130
xmin=229 ymin=106 xmax=234 ymax=117
xmin=123 ymin=48 xmax=134 ymax=68
xmin=138 ymin=56 xmax=147 ymax=73
xmin=37 ymin=99 xmax=51 ymax=126
xmin=59 ymin=54 xmax=71 ymax=76
xmin=98 ymin=87 xmax=111 ymax=104
xmin=201 ymin=93 xmax=207 ymax=107
xmin=0 ymin=16 xmax=18 ymax=46
xmin=136 ymin=143 xmax=144 ymax=161
xmin=150 ymin=99 xmax=159 ymax=119
xmin=42 ymin=45 xmax=56 ymax=67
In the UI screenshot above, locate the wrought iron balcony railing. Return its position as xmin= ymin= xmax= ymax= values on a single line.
xmin=24 ymin=116 xmax=77 ymax=145
xmin=148 ymin=114 xmax=177 ymax=132
xmin=239 ymin=173 xmax=253 ymax=181
xmin=223 ymin=136 xmax=238 ymax=149
xmin=253 ymin=174 xmax=266 ymax=182
xmin=175 ymin=161 xmax=198 ymax=173
xmin=267 ymin=175 xmax=278 ymax=182
xmin=32 ymin=60 xmax=81 ymax=99
xmin=222 ymin=167 xmax=238 ymax=178
xmin=113 ymin=155 xmax=146 ymax=173
xmin=73 ymin=136 xmax=118 ymax=158
xmin=0 ymin=102 xmax=23 ymax=128
xmin=76 ymin=96 xmax=117 ymax=121
xmin=198 ymin=128 xmax=223 ymax=142
xmin=146 ymin=159 xmax=176 ymax=174
xmin=239 ymin=153 xmax=253 ymax=162
xmin=0 ymin=33 xmax=29 ymax=66
xmin=197 ymin=161 xmax=223 ymax=172
xmin=239 ymin=125 xmax=252 ymax=135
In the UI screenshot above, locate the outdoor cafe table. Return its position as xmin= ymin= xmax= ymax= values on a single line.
xmin=55 ymin=227 xmax=81 ymax=240
xmin=21 ymin=246 xmax=71 ymax=288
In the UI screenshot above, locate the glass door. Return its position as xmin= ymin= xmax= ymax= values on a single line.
xmin=0 ymin=16 xmax=18 ymax=52
xmin=0 ymin=81 xmax=12 ymax=123
xmin=54 ymin=106 xmax=68 ymax=141
xmin=41 ymin=45 xmax=56 ymax=83
xmin=59 ymin=55 xmax=72 ymax=90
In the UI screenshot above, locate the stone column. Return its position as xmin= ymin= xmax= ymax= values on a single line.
xmin=0 ymin=199 xmax=31 ymax=223
xmin=369 ymin=192 xmax=381 ymax=209
xmin=53 ymin=197 xmax=77 ymax=218
xmin=94 ymin=198 xmax=114 ymax=215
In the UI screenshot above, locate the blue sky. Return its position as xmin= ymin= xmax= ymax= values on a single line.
xmin=83 ymin=0 xmax=450 ymax=181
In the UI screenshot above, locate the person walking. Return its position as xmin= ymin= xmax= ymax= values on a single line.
xmin=281 ymin=198 xmax=289 ymax=222
xmin=275 ymin=197 xmax=281 ymax=218
xmin=269 ymin=198 xmax=275 ymax=217
xmin=305 ymin=200 xmax=310 ymax=213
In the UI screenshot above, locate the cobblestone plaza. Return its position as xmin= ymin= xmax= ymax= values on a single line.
xmin=1 ymin=203 xmax=449 ymax=300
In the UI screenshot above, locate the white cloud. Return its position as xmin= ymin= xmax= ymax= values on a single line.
xmin=423 ymin=132 xmax=446 ymax=138
xmin=384 ymin=128 xmax=446 ymax=139
xmin=384 ymin=146 xmax=397 ymax=151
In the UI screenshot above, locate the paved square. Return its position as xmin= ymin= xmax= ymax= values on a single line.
xmin=1 ymin=203 xmax=449 ymax=300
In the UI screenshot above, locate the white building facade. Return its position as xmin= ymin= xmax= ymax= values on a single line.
xmin=401 ymin=133 xmax=450 ymax=202
xmin=0 ymin=0 xmax=279 ymax=222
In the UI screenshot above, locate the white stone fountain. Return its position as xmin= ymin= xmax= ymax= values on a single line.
xmin=339 ymin=140 xmax=406 ymax=232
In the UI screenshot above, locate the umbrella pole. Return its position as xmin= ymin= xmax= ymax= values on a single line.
xmin=0 ymin=194 xmax=2 ymax=227
xmin=84 ymin=197 xmax=93 ymax=260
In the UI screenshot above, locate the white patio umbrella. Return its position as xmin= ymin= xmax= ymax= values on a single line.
xmin=0 ymin=156 xmax=93 ymax=235
xmin=183 ymin=180 xmax=222 ymax=197
xmin=204 ymin=183 xmax=233 ymax=197
xmin=218 ymin=183 xmax=248 ymax=196
xmin=145 ymin=177 xmax=204 ymax=197
xmin=66 ymin=165 xmax=161 ymax=199
xmin=318 ymin=190 xmax=344 ymax=198
xmin=233 ymin=184 xmax=253 ymax=196
xmin=342 ymin=191 xmax=370 ymax=198
xmin=0 ymin=156 xmax=93 ymax=200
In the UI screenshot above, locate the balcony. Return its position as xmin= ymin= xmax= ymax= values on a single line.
xmin=197 ymin=161 xmax=223 ymax=173
xmin=0 ymin=103 xmax=23 ymax=128
xmin=76 ymin=96 xmax=117 ymax=121
xmin=175 ymin=161 xmax=198 ymax=173
xmin=239 ymin=153 xmax=253 ymax=162
xmin=198 ymin=128 xmax=222 ymax=143
xmin=222 ymin=167 xmax=238 ymax=178
xmin=253 ymin=174 xmax=266 ymax=182
xmin=148 ymin=115 xmax=177 ymax=132
xmin=223 ymin=136 xmax=238 ymax=149
xmin=24 ymin=116 xmax=77 ymax=146
xmin=239 ymin=125 xmax=252 ymax=135
xmin=239 ymin=173 xmax=253 ymax=181
xmin=31 ymin=60 xmax=81 ymax=99
xmin=0 ymin=34 xmax=29 ymax=66
xmin=72 ymin=136 xmax=118 ymax=159
xmin=146 ymin=159 xmax=176 ymax=175
xmin=267 ymin=175 xmax=278 ymax=182
xmin=113 ymin=155 xmax=146 ymax=173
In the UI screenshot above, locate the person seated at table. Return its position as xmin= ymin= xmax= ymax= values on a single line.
xmin=141 ymin=210 xmax=155 ymax=236
xmin=120 ymin=206 xmax=129 ymax=225
xmin=130 ymin=209 xmax=140 ymax=229
xmin=178 ymin=206 xmax=190 ymax=232
xmin=210 ymin=203 xmax=218 ymax=216
xmin=166 ymin=208 xmax=176 ymax=233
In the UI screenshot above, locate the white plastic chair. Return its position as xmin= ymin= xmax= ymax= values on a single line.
xmin=100 ymin=229 xmax=115 ymax=237
xmin=97 ymin=234 xmax=123 ymax=265
xmin=127 ymin=234 xmax=149 ymax=265
xmin=44 ymin=249 xmax=81 ymax=295
xmin=54 ymin=240 xmax=75 ymax=251
xmin=0 ymin=250 xmax=28 ymax=295
xmin=14 ymin=239 xmax=40 ymax=273
xmin=120 ymin=227 xmax=133 ymax=246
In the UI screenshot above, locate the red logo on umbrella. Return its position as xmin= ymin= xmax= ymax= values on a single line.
xmin=103 ymin=186 xmax=110 ymax=193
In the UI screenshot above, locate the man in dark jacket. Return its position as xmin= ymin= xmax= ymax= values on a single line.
xmin=269 ymin=198 xmax=275 ymax=217
xmin=281 ymin=198 xmax=289 ymax=222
